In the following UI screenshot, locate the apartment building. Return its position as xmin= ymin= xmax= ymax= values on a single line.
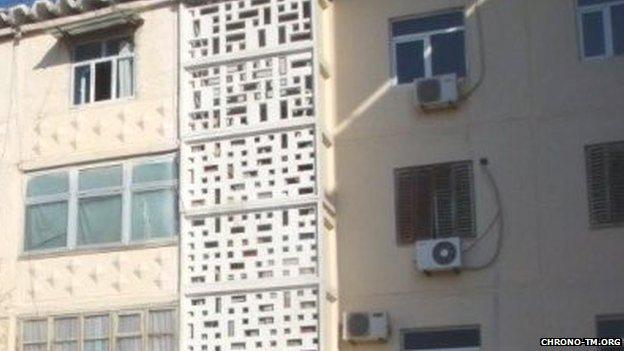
xmin=332 ymin=0 xmax=624 ymax=350
xmin=0 ymin=1 xmax=179 ymax=350
xmin=0 ymin=0 xmax=623 ymax=350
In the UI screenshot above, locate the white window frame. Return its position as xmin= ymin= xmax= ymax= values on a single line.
xmin=23 ymin=154 xmax=178 ymax=255
xmin=71 ymin=36 xmax=136 ymax=106
xmin=578 ymin=0 xmax=624 ymax=60
xmin=19 ymin=308 xmax=177 ymax=351
xmin=390 ymin=12 xmax=466 ymax=85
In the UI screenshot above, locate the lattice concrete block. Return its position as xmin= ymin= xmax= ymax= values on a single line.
xmin=183 ymin=205 xmax=318 ymax=287
xmin=182 ymin=127 xmax=317 ymax=209
xmin=183 ymin=286 xmax=319 ymax=351
xmin=183 ymin=0 xmax=313 ymax=61
xmin=185 ymin=51 xmax=314 ymax=135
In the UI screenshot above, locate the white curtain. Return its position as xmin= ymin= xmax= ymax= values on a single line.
xmin=132 ymin=190 xmax=176 ymax=241
xmin=117 ymin=58 xmax=134 ymax=98
xmin=117 ymin=315 xmax=141 ymax=351
xmin=77 ymin=196 xmax=122 ymax=246
xmin=23 ymin=320 xmax=47 ymax=351
xmin=25 ymin=202 xmax=68 ymax=251
xmin=53 ymin=326 xmax=79 ymax=351
xmin=148 ymin=311 xmax=175 ymax=351
xmin=84 ymin=315 xmax=109 ymax=351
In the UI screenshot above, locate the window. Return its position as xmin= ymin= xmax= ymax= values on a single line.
xmin=401 ymin=326 xmax=481 ymax=351
xmin=395 ymin=161 xmax=475 ymax=244
xmin=391 ymin=11 xmax=466 ymax=84
xmin=597 ymin=315 xmax=624 ymax=350
xmin=72 ymin=37 xmax=135 ymax=105
xmin=21 ymin=309 xmax=176 ymax=351
xmin=578 ymin=0 xmax=624 ymax=59
xmin=24 ymin=155 xmax=178 ymax=253
xmin=586 ymin=141 xmax=624 ymax=227
xmin=22 ymin=320 xmax=47 ymax=351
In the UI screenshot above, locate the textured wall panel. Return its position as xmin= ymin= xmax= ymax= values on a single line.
xmin=183 ymin=127 xmax=316 ymax=209
xmin=184 ymin=286 xmax=319 ymax=351
xmin=185 ymin=51 xmax=314 ymax=135
xmin=184 ymin=0 xmax=313 ymax=60
xmin=184 ymin=205 xmax=318 ymax=287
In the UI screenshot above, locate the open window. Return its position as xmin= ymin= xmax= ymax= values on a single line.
xmin=391 ymin=11 xmax=467 ymax=84
xmin=578 ymin=0 xmax=624 ymax=59
xmin=72 ymin=37 xmax=135 ymax=105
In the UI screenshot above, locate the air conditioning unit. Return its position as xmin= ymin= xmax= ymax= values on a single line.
xmin=413 ymin=73 xmax=459 ymax=110
xmin=414 ymin=237 xmax=462 ymax=273
xmin=342 ymin=311 xmax=389 ymax=342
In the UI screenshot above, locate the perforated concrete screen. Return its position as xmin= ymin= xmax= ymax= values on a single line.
xmin=179 ymin=0 xmax=324 ymax=350
xmin=185 ymin=51 xmax=315 ymax=135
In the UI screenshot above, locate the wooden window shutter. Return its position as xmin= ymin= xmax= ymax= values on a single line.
xmin=395 ymin=167 xmax=433 ymax=244
xmin=608 ymin=143 xmax=624 ymax=223
xmin=433 ymin=165 xmax=454 ymax=237
xmin=395 ymin=169 xmax=417 ymax=245
xmin=452 ymin=162 xmax=475 ymax=237
xmin=586 ymin=143 xmax=612 ymax=226
xmin=414 ymin=169 xmax=433 ymax=240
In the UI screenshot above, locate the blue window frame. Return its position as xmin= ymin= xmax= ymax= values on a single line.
xmin=391 ymin=11 xmax=466 ymax=84
xmin=578 ymin=0 xmax=624 ymax=59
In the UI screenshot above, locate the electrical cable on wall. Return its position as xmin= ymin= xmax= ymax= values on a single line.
xmin=460 ymin=0 xmax=486 ymax=100
xmin=462 ymin=159 xmax=504 ymax=270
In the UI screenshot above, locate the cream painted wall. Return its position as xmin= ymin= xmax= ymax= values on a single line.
xmin=0 ymin=3 xmax=179 ymax=350
xmin=331 ymin=0 xmax=624 ymax=350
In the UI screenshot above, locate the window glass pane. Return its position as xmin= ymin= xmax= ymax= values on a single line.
xmin=74 ymin=42 xmax=101 ymax=62
xmin=84 ymin=315 xmax=109 ymax=351
xmin=79 ymin=166 xmax=123 ymax=190
xmin=392 ymin=12 xmax=464 ymax=36
xmin=612 ymin=4 xmax=624 ymax=55
xmin=53 ymin=318 xmax=78 ymax=351
xmin=118 ymin=314 xmax=141 ymax=333
xmin=23 ymin=320 xmax=47 ymax=343
xmin=73 ymin=65 xmax=91 ymax=105
xmin=27 ymin=172 xmax=68 ymax=197
xmin=107 ymin=38 xmax=133 ymax=56
xmin=403 ymin=327 xmax=481 ymax=350
xmin=583 ymin=11 xmax=607 ymax=57
xmin=579 ymin=0 xmax=615 ymax=6
xmin=24 ymin=346 xmax=47 ymax=351
xmin=84 ymin=316 xmax=110 ymax=338
xmin=133 ymin=161 xmax=177 ymax=184
xmin=597 ymin=317 xmax=624 ymax=351
xmin=431 ymin=31 xmax=466 ymax=76
xmin=395 ymin=40 xmax=425 ymax=84
xmin=77 ymin=196 xmax=122 ymax=246
xmin=117 ymin=338 xmax=142 ymax=351
xmin=54 ymin=318 xmax=78 ymax=341
xmin=95 ymin=61 xmax=113 ymax=102
xmin=149 ymin=310 xmax=174 ymax=333
xmin=25 ymin=202 xmax=68 ymax=251
xmin=132 ymin=189 xmax=177 ymax=241
xmin=117 ymin=57 xmax=134 ymax=98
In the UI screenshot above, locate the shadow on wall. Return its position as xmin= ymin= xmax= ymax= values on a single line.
xmin=34 ymin=38 xmax=70 ymax=70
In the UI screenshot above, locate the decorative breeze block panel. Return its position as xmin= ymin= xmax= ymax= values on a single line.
xmin=184 ymin=286 xmax=319 ymax=351
xmin=184 ymin=0 xmax=313 ymax=60
xmin=184 ymin=206 xmax=318 ymax=287
xmin=186 ymin=51 xmax=314 ymax=135
xmin=183 ymin=127 xmax=316 ymax=208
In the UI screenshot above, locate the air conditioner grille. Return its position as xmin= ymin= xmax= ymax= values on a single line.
xmin=347 ymin=313 xmax=370 ymax=337
xmin=432 ymin=241 xmax=458 ymax=265
xmin=417 ymin=79 xmax=442 ymax=103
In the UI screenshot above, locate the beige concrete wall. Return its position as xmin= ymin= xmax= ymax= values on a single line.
xmin=0 ymin=3 xmax=179 ymax=350
xmin=331 ymin=0 xmax=624 ymax=350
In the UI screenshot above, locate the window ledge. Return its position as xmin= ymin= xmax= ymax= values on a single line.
xmin=19 ymin=238 xmax=177 ymax=261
